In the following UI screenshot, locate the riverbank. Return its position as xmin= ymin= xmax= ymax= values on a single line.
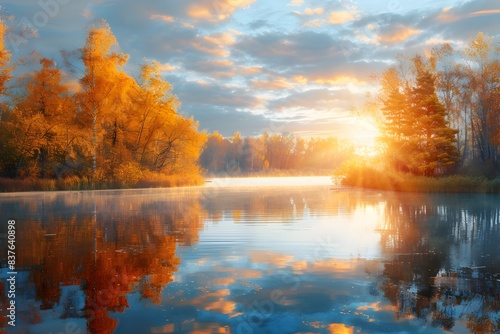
xmin=0 ymin=173 xmax=204 ymax=192
xmin=339 ymin=166 xmax=500 ymax=193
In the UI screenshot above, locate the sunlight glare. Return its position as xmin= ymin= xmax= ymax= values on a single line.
xmin=205 ymin=176 xmax=332 ymax=188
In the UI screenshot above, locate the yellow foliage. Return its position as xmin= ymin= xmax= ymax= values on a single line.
xmin=114 ymin=162 xmax=142 ymax=187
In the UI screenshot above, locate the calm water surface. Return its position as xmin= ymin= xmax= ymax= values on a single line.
xmin=1 ymin=177 xmax=500 ymax=333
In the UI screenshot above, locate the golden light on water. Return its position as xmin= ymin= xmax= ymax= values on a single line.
xmin=328 ymin=323 xmax=354 ymax=334
xmin=205 ymin=176 xmax=333 ymax=187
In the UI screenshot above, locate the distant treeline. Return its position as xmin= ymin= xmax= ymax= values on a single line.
xmin=199 ymin=132 xmax=355 ymax=174
xmin=0 ymin=19 xmax=205 ymax=189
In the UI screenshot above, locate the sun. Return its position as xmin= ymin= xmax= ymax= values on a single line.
xmin=351 ymin=115 xmax=382 ymax=157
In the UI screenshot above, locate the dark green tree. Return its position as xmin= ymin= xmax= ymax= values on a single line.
xmin=409 ymin=68 xmax=460 ymax=176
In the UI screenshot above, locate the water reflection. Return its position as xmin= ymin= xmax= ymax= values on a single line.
xmin=0 ymin=186 xmax=499 ymax=333
xmin=376 ymin=194 xmax=500 ymax=333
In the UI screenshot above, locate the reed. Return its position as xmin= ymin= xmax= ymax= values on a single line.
xmin=0 ymin=172 xmax=204 ymax=192
xmin=337 ymin=164 xmax=500 ymax=193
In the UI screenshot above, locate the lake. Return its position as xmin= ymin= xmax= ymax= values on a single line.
xmin=1 ymin=176 xmax=500 ymax=333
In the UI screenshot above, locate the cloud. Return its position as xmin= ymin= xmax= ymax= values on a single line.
xmin=471 ymin=9 xmax=500 ymax=15
xmin=203 ymin=31 xmax=237 ymax=46
xmin=235 ymin=31 xmax=364 ymax=70
xmin=174 ymin=79 xmax=262 ymax=110
xmin=267 ymin=88 xmax=357 ymax=112
xmin=436 ymin=7 xmax=460 ymax=23
xmin=251 ymin=77 xmax=295 ymax=90
xmin=248 ymin=19 xmax=268 ymax=30
xmin=186 ymin=0 xmax=256 ymax=22
xmin=187 ymin=30 xmax=240 ymax=57
xmin=158 ymin=63 xmax=176 ymax=72
xmin=149 ymin=14 xmax=175 ymax=22
xmin=414 ymin=0 xmax=500 ymax=41
xmin=289 ymin=0 xmax=304 ymax=7
xmin=239 ymin=66 xmax=262 ymax=75
xmin=295 ymin=7 xmax=325 ymax=16
xmin=328 ymin=10 xmax=358 ymax=25
xmin=377 ymin=25 xmax=420 ymax=44
xmin=302 ymin=19 xmax=326 ymax=27
xmin=190 ymin=59 xmax=235 ymax=78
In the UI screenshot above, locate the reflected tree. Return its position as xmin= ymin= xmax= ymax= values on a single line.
xmin=375 ymin=194 xmax=500 ymax=332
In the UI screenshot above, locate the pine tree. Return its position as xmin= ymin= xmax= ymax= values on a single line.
xmin=380 ymin=67 xmax=413 ymax=172
xmin=380 ymin=61 xmax=460 ymax=176
xmin=409 ymin=69 xmax=459 ymax=176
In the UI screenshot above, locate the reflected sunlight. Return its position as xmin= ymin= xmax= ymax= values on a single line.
xmin=310 ymin=202 xmax=384 ymax=260
xmin=329 ymin=323 xmax=354 ymax=334
xmin=205 ymin=176 xmax=333 ymax=187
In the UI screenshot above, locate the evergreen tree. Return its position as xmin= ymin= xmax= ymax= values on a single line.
xmin=409 ymin=68 xmax=460 ymax=176
xmin=380 ymin=60 xmax=460 ymax=176
xmin=380 ymin=68 xmax=413 ymax=172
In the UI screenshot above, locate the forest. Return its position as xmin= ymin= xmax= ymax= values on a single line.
xmin=340 ymin=32 xmax=500 ymax=191
xmin=0 ymin=19 xmax=206 ymax=190
xmin=199 ymin=131 xmax=355 ymax=175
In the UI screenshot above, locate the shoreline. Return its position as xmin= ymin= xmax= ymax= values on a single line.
xmin=0 ymin=175 xmax=334 ymax=194
xmin=340 ymin=173 xmax=500 ymax=194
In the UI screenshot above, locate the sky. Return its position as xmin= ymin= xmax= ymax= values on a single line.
xmin=1 ymin=0 xmax=500 ymax=142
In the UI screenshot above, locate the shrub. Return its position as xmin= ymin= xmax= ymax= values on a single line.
xmin=114 ymin=162 xmax=142 ymax=188
xmin=335 ymin=160 xmax=500 ymax=193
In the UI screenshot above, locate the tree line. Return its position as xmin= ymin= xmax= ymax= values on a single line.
xmin=199 ymin=131 xmax=355 ymax=174
xmin=377 ymin=32 xmax=500 ymax=178
xmin=0 ymin=19 xmax=205 ymax=187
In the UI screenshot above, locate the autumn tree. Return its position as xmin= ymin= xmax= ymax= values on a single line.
xmin=199 ymin=131 xmax=227 ymax=173
xmin=126 ymin=61 xmax=206 ymax=176
xmin=430 ymin=33 xmax=500 ymax=175
xmin=0 ymin=18 xmax=207 ymax=187
xmin=226 ymin=132 xmax=243 ymax=171
xmin=264 ymin=133 xmax=294 ymax=169
xmin=128 ymin=62 xmax=173 ymax=165
xmin=12 ymin=58 xmax=79 ymax=178
xmin=74 ymin=20 xmax=132 ymax=177
xmin=0 ymin=20 xmax=14 ymax=176
xmin=380 ymin=56 xmax=459 ymax=176
xmin=432 ymin=43 xmax=469 ymax=164
xmin=240 ymin=136 xmax=266 ymax=171
xmin=462 ymin=32 xmax=500 ymax=167
xmin=0 ymin=20 xmax=11 ymax=114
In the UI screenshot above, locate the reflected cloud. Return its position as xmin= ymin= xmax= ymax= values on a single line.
xmin=250 ymin=250 xmax=294 ymax=267
xmin=328 ymin=323 xmax=354 ymax=334
xmin=2 ymin=187 xmax=500 ymax=333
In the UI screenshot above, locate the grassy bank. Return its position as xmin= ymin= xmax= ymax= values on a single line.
xmin=337 ymin=165 xmax=500 ymax=193
xmin=0 ymin=173 xmax=204 ymax=193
